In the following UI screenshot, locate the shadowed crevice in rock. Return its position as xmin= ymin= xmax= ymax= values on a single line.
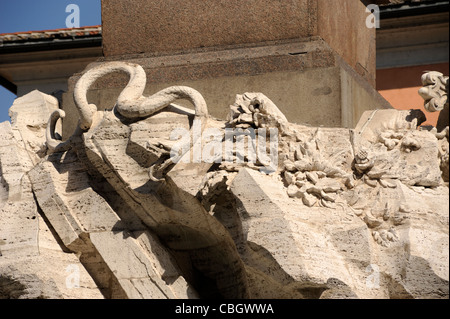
xmin=32 ymin=191 xmax=72 ymax=254
xmin=0 ymin=275 xmax=28 ymax=299
xmin=77 ymin=235 xmax=129 ymax=299
xmin=405 ymin=109 xmax=427 ymax=127
xmin=75 ymin=110 xmax=250 ymax=298
xmin=0 ymin=272 xmax=62 ymax=299
xmin=29 ymin=153 xmax=130 ymax=299
xmin=3 ymin=64 xmax=448 ymax=299
xmin=199 ymin=175 xmax=248 ymax=254
xmin=403 ymin=256 xmax=449 ymax=299
xmin=385 ymin=275 xmax=414 ymax=299
xmin=244 ymin=242 xmax=330 ymax=299
xmin=141 ymin=176 xmax=250 ymax=298
xmin=198 ymin=170 xmax=333 ymax=298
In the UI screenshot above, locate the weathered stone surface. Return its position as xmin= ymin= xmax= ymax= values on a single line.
xmin=231 ymin=168 xmax=373 ymax=298
xmin=90 ymin=231 xmax=196 ymax=299
xmin=353 ymin=109 xmax=444 ymax=187
xmin=29 ymin=150 xmax=123 ymax=237
xmin=1 ymin=63 xmax=448 ymax=299
xmin=419 ymin=71 xmax=448 ymax=114
xmin=63 ymin=37 xmax=391 ymax=139
xmin=9 ymin=90 xmax=60 ymax=164
xmin=0 ymin=91 xmax=102 ymax=299
xmin=101 ymin=0 xmax=375 ymax=85
xmin=80 ymin=112 xmax=249 ymax=298
xmin=28 ymin=143 xmax=196 ymax=299
xmin=230 ymin=167 xmax=448 ymax=298
xmin=102 ymin=0 xmax=313 ymax=55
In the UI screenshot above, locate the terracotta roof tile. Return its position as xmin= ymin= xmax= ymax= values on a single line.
xmin=377 ymin=0 xmax=448 ymax=5
xmin=0 ymin=25 xmax=101 ymax=43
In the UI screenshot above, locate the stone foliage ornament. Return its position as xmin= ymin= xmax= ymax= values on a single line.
xmin=418 ymin=71 xmax=449 ymax=182
xmin=418 ymin=71 xmax=449 ymax=113
xmin=0 ymin=62 xmax=448 ymax=299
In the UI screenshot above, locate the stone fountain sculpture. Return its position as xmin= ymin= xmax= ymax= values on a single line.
xmin=0 ymin=62 xmax=448 ymax=299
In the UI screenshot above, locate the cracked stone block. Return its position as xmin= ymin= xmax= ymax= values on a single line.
xmin=90 ymin=231 xmax=196 ymax=299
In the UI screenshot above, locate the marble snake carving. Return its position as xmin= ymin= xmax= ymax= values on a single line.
xmin=46 ymin=61 xmax=209 ymax=152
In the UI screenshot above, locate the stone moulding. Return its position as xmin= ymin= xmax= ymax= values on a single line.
xmin=0 ymin=62 xmax=448 ymax=299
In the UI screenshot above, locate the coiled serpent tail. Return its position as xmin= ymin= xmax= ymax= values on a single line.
xmin=46 ymin=62 xmax=208 ymax=152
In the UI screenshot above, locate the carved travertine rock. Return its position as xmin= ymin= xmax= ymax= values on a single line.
xmin=1 ymin=62 xmax=448 ymax=299
xmin=9 ymin=90 xmax=60 ymax=163
xmin=47 ymin=62 xmax=208 ymax=153
xmin=419 ymin=71 xmax=449 ymax=181
xmin=419 ymin=71 xmax=449 ymax=132
xmin=0 ymin=92 xmax=102 ymax=299
xmin=418 ymin=71 xmax=449 ymax=113
xmin=229 ymin=92 xmax=288 ymax=132
xmin=353 ymin=109 xmax=443 ymax=187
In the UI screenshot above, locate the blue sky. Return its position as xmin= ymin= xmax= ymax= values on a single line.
xmin=0 ymin=0 xmax=101 ymax=123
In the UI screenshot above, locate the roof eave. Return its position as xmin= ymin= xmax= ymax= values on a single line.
xmin=0 ymin=36 xmax=102 ymax=54
xmin=380 ymin=1 xmax=450 ymax=19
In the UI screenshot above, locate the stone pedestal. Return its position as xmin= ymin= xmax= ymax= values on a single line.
xmin=60 ymin=0 xmax=392 ymax=138
xmin=101 ymin=0 xmax=376 ymax=85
